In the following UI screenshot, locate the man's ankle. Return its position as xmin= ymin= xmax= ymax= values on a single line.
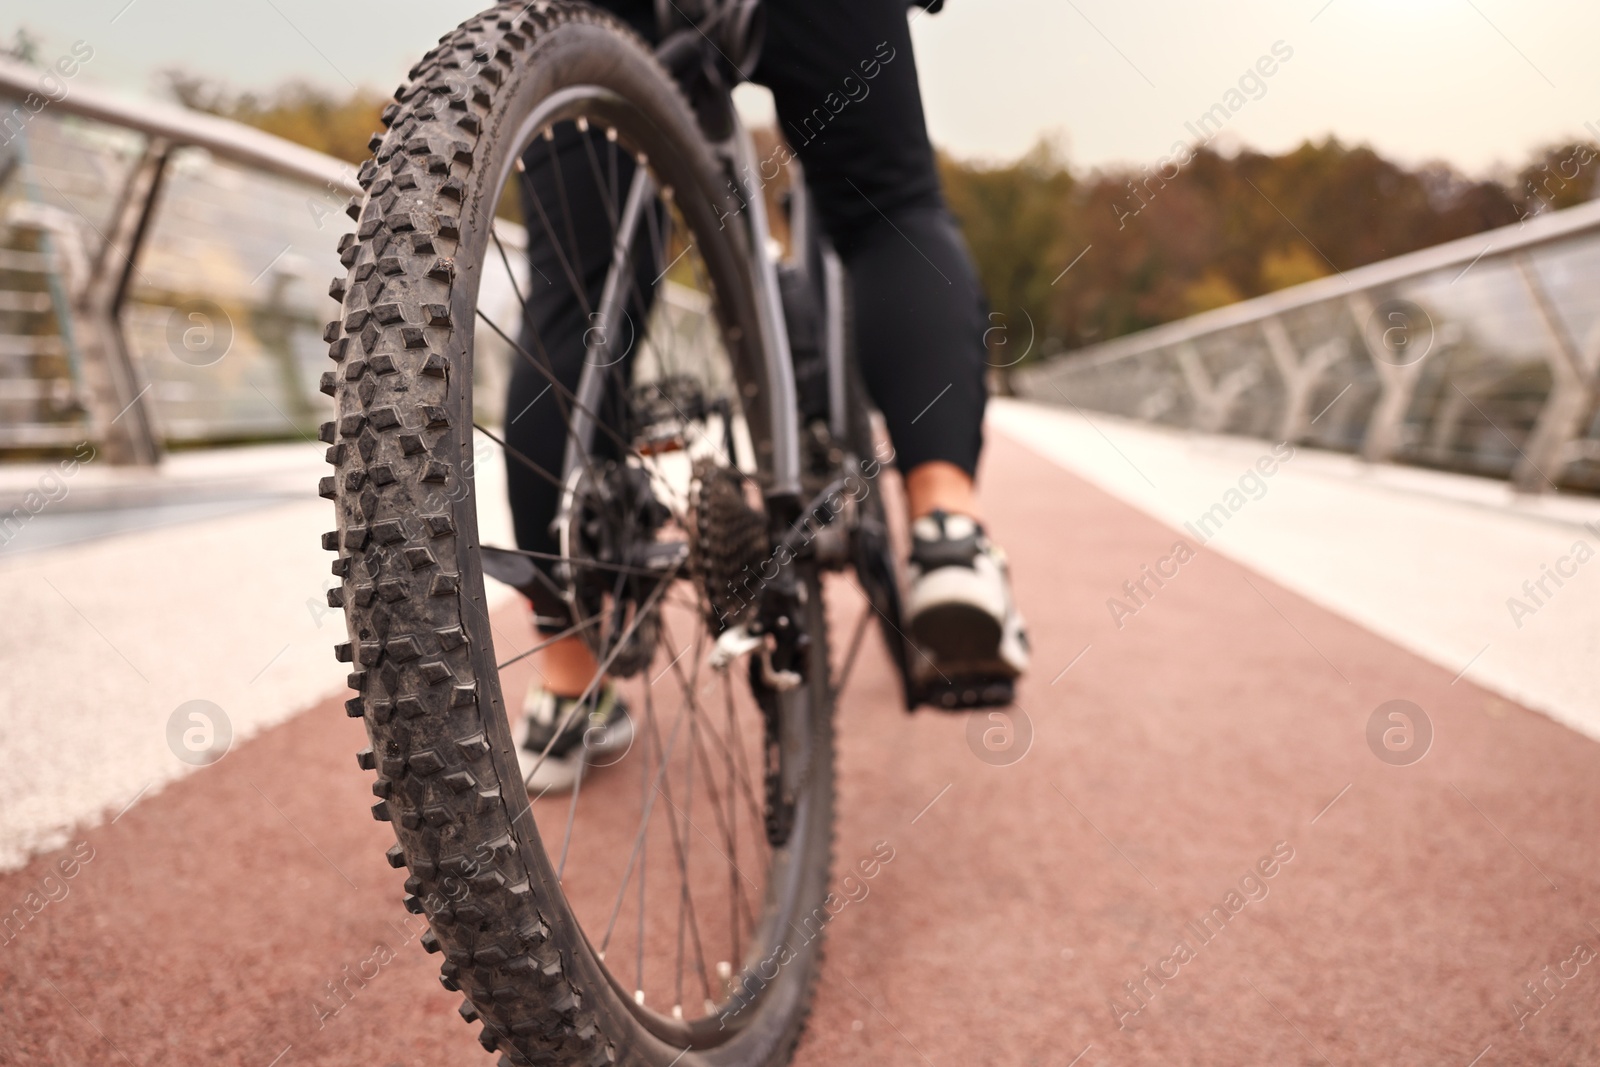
xmin=904 ymin=460 xmax=980 ymax=523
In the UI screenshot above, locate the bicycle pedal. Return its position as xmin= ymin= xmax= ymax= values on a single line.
xmin=912 ymin=675 xmax=1015 ymax=712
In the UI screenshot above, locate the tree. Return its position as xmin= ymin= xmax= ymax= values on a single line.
xmin=162 ymin=72 xmax=388 ymax=165
xmin=939 ymin=134 xmax=1581 ymax=357
xmin=1514 ymin=143 xmax=1600 ymax=218
xmin=940 ymin=139 xmax=1077 ymax=367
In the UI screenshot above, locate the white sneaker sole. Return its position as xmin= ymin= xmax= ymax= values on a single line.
xmin=906 ymin=559 xmax=1028 ymax=677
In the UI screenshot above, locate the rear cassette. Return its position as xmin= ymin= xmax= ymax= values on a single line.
xmin=692 ymin=459 xmax=770 ymax=630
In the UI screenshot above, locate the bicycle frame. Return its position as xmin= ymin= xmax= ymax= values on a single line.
xmin=552 ymin=103 xmax=808 ymax=530
xmin=560 ymin=5 xmax=851 ymax=513
xmin=723 ymin=120 xmax=805 ymax=503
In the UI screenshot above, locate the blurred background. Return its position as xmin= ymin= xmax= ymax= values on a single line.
xmin=4 ymin=2 xmax=1600 ymax=1065
xmin=5 ymin=1 xmax=1600 ymax=469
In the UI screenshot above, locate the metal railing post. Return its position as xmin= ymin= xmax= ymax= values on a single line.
xmin=74 ymin=137 xmax=169 ymax=466
xmin=1513 ymin=253 xmax=1593 ymax=492
xmin=1173 ymin=341 xmax=1259 ymax=433
xmin=1261 ymin=315 xmax=1344 ymax=443
xmin=1350 ymin=291 xmax=1424 ymax=464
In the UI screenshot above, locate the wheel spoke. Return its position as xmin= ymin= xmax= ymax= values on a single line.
xmin=723 ymin=677 xmax=745 ymax=966
xmin=517 ymin=557 xmax=685 ymax=786
xmin=541 ymin=132 xmax=591 ymax=292
xmin=657 ymin=614 xmax=770 ymax=860
xmin=687 ymin=681 xmax=758 ymax=936
xmin=506 ymin=147 xmax=618 ymax=526
xmin=832 ymin=583 xmax=878 ymax=695
xmin=640 ymin=690 xmax=716 ymax=1010
xmin=578 ymin=122 xmax=623 ymax=231
xmin=561 ymin=166 xmax=656 ymax=483
xmin=496 ymin=614 xmax=601 ymax=673
xmin=488 ymin=541 xmax=687 ymax=582
xmin=473 ymin=420 xmax=564 ymax=491
xmin=475 ymin=307 xmax=686 ymax=511
xmin=508 ymin=135 xmax=625 ymax=517
xmin=490 ymin=223 xmax=546 ymax=304
xmin=517 ymin=148 xmax=592 ymax=317
xmin=556 ymin=730 xmax=588 ymax=879
xmin=674 ymin=702 xmax=695 ymax=1015
xmin=596 ymin=679 xmax=681 ymax=953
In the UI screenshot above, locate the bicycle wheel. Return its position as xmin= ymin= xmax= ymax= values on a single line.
xmin=320 ymin=5 xmax=834 ymax=1065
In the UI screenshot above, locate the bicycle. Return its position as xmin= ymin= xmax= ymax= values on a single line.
xmin=319 ymin=2 xmax=993 ymax=1062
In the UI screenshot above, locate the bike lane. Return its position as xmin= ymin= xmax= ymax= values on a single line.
xmin=2 ymin=428 xmax=1598 ymax=1066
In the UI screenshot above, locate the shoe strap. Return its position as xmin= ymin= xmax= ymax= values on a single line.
xmin=530 ymin=681 xmax=620 ymax=729
xmin=910 ymin=509 xmax=985 ymax=571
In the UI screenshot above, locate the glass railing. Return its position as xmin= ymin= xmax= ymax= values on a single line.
xmin=1015 ymin=195 xmax=1600 ymax=493
xmin=0 ymin=57 xmax=525 ymax=463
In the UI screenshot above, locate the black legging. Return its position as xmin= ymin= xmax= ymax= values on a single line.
xmin=505 ymin=0 xmax=989 ymax=623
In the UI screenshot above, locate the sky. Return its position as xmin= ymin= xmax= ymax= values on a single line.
xmin=3 ymin=0 xmax=1596 ymax=177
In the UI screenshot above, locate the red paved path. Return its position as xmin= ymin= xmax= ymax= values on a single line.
xmin=4 ymin=431 xmax=1599 ymax=1066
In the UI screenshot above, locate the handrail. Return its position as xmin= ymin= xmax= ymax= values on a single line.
xmin=0 ymin=56 xmax=361 ymax=198
xmin=0 ymin=58 xmax=372 ymax=463
xmin=1016 ymin=194 xmax=1600 ymax=493
xmin=1045 ymin=196 xmax=1600 ymax=372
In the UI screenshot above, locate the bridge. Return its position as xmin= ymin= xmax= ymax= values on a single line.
xmin=3 ymin=57 xmax=1599 ymax=1067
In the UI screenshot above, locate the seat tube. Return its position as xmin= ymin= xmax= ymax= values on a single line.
xmin=730 ymin=120 xmax=802 ymax=500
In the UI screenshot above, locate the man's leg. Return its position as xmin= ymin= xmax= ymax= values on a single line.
xmin=905 ymin=460 xmax=981 ymax=521
xmin=506 ymin=1 xmax=663 ymax=706
xmin=754 ymin=0 xmax=1028 ymax=684
xmin=754 ymin=0 xmax=989 ymax=514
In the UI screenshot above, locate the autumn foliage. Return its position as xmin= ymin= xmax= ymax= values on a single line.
xmin=165 ymin=74 xmax=1598 ymax=364
xmin=163 ymin=71 xmax=389 ymax=165
xmin=941 ymin=138 xmax=1599 ymax=365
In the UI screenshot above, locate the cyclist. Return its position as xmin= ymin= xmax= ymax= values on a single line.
xmin=506 ymin=0 xmax=1030 ymax=789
